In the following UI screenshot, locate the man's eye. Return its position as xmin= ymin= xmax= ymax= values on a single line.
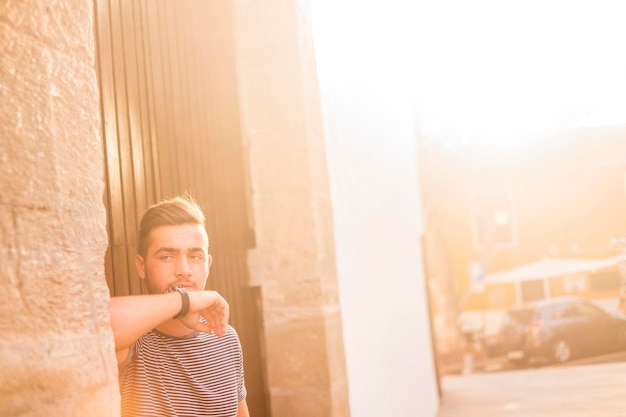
xmin=190 ymin=254 xmax=204 ymax=261
xmin=160 ymin=255 xmax=174 ymax=261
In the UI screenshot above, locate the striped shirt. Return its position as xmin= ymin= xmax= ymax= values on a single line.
xmin=119 ymin=325 xmax=246 ymax=417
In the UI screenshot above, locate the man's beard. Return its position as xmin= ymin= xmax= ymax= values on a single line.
xmin=142 ymin=271 xmax=179 ymax=295
xmin=143 ymin=273 xmax=166 ymax=295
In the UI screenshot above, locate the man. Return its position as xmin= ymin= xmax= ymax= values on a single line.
xmin=109 ymin=195 xmax=249 ymax=417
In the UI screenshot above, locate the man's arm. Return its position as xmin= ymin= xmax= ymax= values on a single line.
xmin=110 ymin=291 xmax=229 ymax=363
xmin=237 ymin=399 xmax=250 ymax=417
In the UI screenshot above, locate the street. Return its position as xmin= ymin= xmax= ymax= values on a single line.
xmin=436 ymin=353 xmax=626 ymax=417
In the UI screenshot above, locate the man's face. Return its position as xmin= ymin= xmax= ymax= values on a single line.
xmin=136 ymin=224 xmax=212 ymax=294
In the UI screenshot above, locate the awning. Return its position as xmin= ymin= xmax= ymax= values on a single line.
xmin=484 ymin=254 xmax=626 ymax=284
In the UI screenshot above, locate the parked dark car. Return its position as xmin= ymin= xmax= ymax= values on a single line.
xmin=496 ymin=297 xmax=626 ymax=366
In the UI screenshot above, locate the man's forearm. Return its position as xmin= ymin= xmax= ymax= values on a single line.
xmin=109 ymin=290 xmax=229 ymax=353
xmin=109 ymin=293 xmax=183 ymax=351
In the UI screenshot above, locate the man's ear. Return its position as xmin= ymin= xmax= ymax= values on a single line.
xmin=207 ymin=254 xmax=213 ymax=268
xmin=135 ymin=254 xmax=146 ymax=280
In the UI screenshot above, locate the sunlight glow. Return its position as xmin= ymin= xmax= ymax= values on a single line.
xmin=312 ymin=1 xmax=626 ymax=149
xmin=413 ymin=1 xmax=626 ymax=146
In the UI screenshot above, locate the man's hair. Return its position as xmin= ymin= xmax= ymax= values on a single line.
xmin=137 ymin=194 xmax=207 ymax=258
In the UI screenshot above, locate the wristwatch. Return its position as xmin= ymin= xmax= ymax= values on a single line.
xmin=164 ymin=285 xmax=190 ymax=319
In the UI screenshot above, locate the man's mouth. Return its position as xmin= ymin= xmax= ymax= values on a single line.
xmin=174 ymin=282 xmax=194 ymax=290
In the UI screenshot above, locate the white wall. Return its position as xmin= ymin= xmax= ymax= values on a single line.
xmin=310 ymin=2 xmax=439 ymax=416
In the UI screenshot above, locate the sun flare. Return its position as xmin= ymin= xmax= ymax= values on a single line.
xmin=412 ymin=1 xmax=626 ymax=146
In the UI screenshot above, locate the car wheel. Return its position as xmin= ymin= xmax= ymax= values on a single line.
xmin=551 ymin=339 xmax=572 ymax=363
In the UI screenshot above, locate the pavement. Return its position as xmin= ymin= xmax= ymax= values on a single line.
xmin=436 ymin=356 xmax=626 ymax=417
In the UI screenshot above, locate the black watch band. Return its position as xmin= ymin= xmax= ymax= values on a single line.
xmin=164 ymin=286 xmax=190 ymax=319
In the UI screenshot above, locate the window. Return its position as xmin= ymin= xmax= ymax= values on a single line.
xmin=520 ymin=279 xmax=544 ymax=303
xmin=470 ymin=189 xmax=517 ymax=249
xmin=590 ymin=270 xmax=621 ymax=291
xmin=563 ymin=274 xmax=586 ymax=293
xmin=575 ymin=302 xmax=605 ymax=318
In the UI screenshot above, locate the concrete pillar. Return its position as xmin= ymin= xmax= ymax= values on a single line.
xmin=310 ymin=1 xmax=441 ymax=415
xmin=0 ymin=2 xmax=119 ymax=416
xmin=232 ymin=1 xmax=350 ymax=416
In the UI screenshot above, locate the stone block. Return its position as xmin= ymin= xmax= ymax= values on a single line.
xmin=269 ymin=387 xmax=332 ymax=417
xmin=0 ymin=21 xmax=102 ymax=210
xmin=247 ymin=127 xmax=311 ymax=193
xmin=0 ymin=0 xmax=94 ymax=62
xmin=0 ymin=332 xmax=119 ymax=417
xmin=265 ymin=315 xmax=330 ymax=389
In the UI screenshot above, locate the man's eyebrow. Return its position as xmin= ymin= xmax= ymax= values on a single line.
xmin=154 ymin=247 xmax=178 ymax=254
xmin=154 ymin=247 xmax=205 ymax=254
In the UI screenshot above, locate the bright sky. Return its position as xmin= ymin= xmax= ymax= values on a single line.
xmin=311 ymin=1 xmax=626 ymax=148
xmin=413 ymin=1 xmax=626 ymax=146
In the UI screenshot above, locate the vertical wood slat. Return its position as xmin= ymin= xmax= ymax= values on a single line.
xmin=136 ymin=0 xmax=161 ymax=203
xmin=160 ymin=0 xmax=181 ymax=198
xmin=110 ymin=0 xmax=140 ymax=268
xmin=146 ymin=0 xmax=172 ymax=198
xmin=177 ymin=2 xmax=198 ymax=197
xmin=118 ymin=0 xmax=147 ymax=226
xmin=179 ymin=2 xmax=201 ymax=197
xmin=166 ymin=0 xmax=190 ymax=191
xmin=95 ymin=0 xmax=130 ymax=295
xmin=128 ymin=0 xmax=153 ymax=209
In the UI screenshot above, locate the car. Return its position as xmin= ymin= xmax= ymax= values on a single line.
xmin=496 ymin=297 xmax=626 ymax=366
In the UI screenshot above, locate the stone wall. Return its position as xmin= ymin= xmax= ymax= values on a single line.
xmin=232 ymin=1 xmax=351 ymax=416
xmin=0 ymin=2 xmax=119 ymax=416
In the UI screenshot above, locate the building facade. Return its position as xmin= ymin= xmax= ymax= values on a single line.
xmin=421 ymin=126 xmax=626 ymax=350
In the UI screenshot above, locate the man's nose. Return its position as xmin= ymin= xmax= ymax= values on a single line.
xmin=176 ymin=256 xmax=193 ymax=276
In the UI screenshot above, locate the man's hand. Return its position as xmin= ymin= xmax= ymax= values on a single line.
xmin=181 ymin=291 xmax=230 ymax=336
